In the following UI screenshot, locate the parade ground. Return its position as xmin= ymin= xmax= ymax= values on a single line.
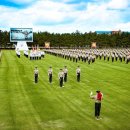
xmin=0 ymin=50 xmax=130 ymax=130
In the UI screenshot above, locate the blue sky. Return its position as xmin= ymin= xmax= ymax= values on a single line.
xmin=0 ymin=0 xmax=130 ymax=33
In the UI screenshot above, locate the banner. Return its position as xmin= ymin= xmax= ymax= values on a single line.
xmin=91 ymin=42 xmax=96 ymax=48
xmin=45 ymin=42 xmax=50 ymax=48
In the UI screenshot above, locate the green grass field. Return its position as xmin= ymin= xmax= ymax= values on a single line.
xmin=0 ymin=50 xmax=130 ymax=130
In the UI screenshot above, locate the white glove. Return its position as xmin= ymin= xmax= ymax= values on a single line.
xmin=90 ymin=91 xmax=93 ymax=97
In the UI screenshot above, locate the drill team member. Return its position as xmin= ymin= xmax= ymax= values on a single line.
xmin=48 ymin=66 xmax=53 ymax=84
xmin=76 ymin=66 xmax=81 ymax=82
xmin=34 ymin=67 xmax=39 ymax=83
xmin=58 ymin=69 xmax=64 ymax=87
xmin=63 ymin=66 xmax=68 ymax=82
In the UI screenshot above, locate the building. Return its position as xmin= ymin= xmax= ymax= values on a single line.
xmin=95 ymin=31 xmax=112 ymax=35
xmin=111 ymin=30 xmax=122 ymax=35
xmin=95 ymin=30 xmax=130 ymax=35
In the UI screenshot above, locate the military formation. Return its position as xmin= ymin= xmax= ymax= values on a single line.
xmin=29 ymin=49 xmax=45 ymax=60
xmin=34 ymin=48 xmax=130 ymax=85
xmin=45 ymin=48 xmax=130 ymax=64
xmin=34 ymin=65 xmax=81 ymax=87
xmin=15 ymin=49 xmax=45 ymax=59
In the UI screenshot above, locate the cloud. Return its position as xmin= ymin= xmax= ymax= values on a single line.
xmin=0 ymin=0 xmax=78 ymax=27
xmin=0 ymin=0 xmax=130 ymax=33
xmin=7 ymin=0 xmax=35 ymax=4
xmin=115 ymin=22 xmax=130 ymax=31
xmin=107 ymin=0 xmax=129 ymax=10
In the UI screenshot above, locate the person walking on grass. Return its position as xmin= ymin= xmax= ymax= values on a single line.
xmin=58 ymin=69 xmax=64 ymax=87
xmin=48 ymin=66 xmax=53 ymax=84
xmin=90 ymin=90 xmax=103 ymax=120
xmin=63 ymin=66 xmax=68 ymax=82
xmin=34 ymin=67 xmax=39 ymax=83
xmin=76 ymin=66 xmax=81 ymax=82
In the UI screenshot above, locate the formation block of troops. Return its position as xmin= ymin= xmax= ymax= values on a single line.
xmin=29 ymin=50 xmax=45 ymax=60
xmin=45 ymin=48 xmax=130 ymax=64
xmin=15 ymin=49 xmax=45 ymax=60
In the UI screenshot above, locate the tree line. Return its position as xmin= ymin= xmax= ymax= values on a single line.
xmin=0 ymin=30 xmax=130 ymax=48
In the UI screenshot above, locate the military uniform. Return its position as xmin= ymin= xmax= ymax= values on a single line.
xmin=88 ymin=55 xmax=91 ymax=64
xmin=104 ymin=53 xmax=106 ymax=60
xmin=63 ymin=66 xmax=68 ymax=82
xmin=76 ymin=66 xmax=81 ymax=82
xmin=126 ymin=55 xmax=130 ymax=64
xmin=48 ymin=67 xmax=53 ymax=83
xmin=34 ymin=67 xmax=38 ymax=83
xmin=111 ymin=54 xmax=114 ymax=62
xmin=58 ymin=69 xmax=64 ymax=87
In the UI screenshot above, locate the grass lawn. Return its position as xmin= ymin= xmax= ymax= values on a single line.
xmin=0 ymin=50 xmax=130 ymax=130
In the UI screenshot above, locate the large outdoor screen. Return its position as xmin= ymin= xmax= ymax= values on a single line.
xmin=10 ymin=28 xmax=33 ymax=42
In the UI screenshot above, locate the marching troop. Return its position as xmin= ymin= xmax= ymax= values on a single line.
xmin=34 ymin=65 xmax=81 ymax=87
xmin=29 ymin=50 xmax=45 ymax=60
xmin=45 ymin=48 xmax=130 ymax=64
xmin=15 ymin=49 xmax=45 ymax=60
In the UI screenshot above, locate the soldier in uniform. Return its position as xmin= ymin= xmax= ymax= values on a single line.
xmin=119 ymin=54 xmax=122 ymax=62
xmin=92 ymin=55 xmax=96 ymax=63
xmin=81 ymin=53 xmax=84 ymax=62
xmin=73 ymin=54 xmax=75 ymax=62
xmin=69 ymin=53 xmax=71 ymax=61
xmin=58 ymin=69 xmax=64 ymax=87
xmin=104 ymin=52 xmax=106 ymax=60
xmin=34 ymin=67 xmax=39 ymax=83
xmin=63 ymin=66 xmax=68 ymax=82
xmin=88 ymin=55 xmax=91 ymax=64
xmin=111 ymin=53 xmax=114 ymax=62
xmin=122 ymin=54 xmax=125 ymax=61
xmin=115 ymin=53 xmax=118 ymax=61
xmin=99 ymin=52 xmax=102 ymax=60
xmin=48 ymin=67 xmax=53 ymax=84
xmin=83 ymin=53 xmax=86 ymax=62
xmin=76 ymin=66 xmax=81 ymax=82
xmin=75 ymin=55 xmax=78 ymax=63
xmin=107 ymin=53 xmax=110 ymax=61
xmin=126 ymin=55 xmax=130 ymax=64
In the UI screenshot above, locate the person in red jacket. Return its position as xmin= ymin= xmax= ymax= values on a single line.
xmin=90 ymin=90 xmax=103 ymax=120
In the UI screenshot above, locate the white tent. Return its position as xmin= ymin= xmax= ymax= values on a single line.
xmin=16 ymin=41 xmax=28 ymax=51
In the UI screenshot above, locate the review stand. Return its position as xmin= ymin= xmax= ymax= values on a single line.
xmin=16 ymin=41 xmax=28 ymax=51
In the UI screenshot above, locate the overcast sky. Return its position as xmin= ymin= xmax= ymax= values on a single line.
xmin=0 ymin=0 xmax=130 ymax=33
